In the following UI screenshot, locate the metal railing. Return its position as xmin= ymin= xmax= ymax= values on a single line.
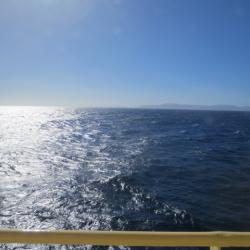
xmin=1 ymin=230 xmax=250 ymax=249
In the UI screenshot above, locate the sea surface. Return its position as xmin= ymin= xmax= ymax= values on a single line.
xmin=1 ymin=107 xmax=250 ymax=250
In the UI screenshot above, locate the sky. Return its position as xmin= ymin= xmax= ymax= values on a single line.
xmin=0 ymin=0 xmax=250 ymax=107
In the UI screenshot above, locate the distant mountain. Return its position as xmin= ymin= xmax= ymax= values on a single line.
xmin=140 ymin=103 xmax=250 ymax=111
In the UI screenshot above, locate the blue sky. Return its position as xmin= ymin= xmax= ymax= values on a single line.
xmin=0 ymin=0 xmax=250 ymax=107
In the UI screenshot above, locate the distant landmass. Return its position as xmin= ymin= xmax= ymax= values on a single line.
xmin=140 ymin=103 xmax=250 ymax=111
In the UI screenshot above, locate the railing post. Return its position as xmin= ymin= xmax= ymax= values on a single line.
xmin=210 ymin=246 xmax=221 ymax=250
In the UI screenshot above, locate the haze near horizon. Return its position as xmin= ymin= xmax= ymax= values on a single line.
xmin=0 ymin=0 xmax=250 ymax=107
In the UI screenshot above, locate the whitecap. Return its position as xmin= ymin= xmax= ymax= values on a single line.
xmin=192 ymin=123 xmax=200 ymax=127
xmin=233 ymin=130 xmax=240 ymax=134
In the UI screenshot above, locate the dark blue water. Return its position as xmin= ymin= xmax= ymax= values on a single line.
xmin=1 ymin=107 xmax=250 ymax=249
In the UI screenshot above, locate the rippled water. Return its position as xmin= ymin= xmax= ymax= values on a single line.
xmin=1 ymin=107 xmax=250 ymax=249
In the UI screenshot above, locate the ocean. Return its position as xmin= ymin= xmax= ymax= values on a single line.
xmin=1 ymin=107 xmax=250 ymax=249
